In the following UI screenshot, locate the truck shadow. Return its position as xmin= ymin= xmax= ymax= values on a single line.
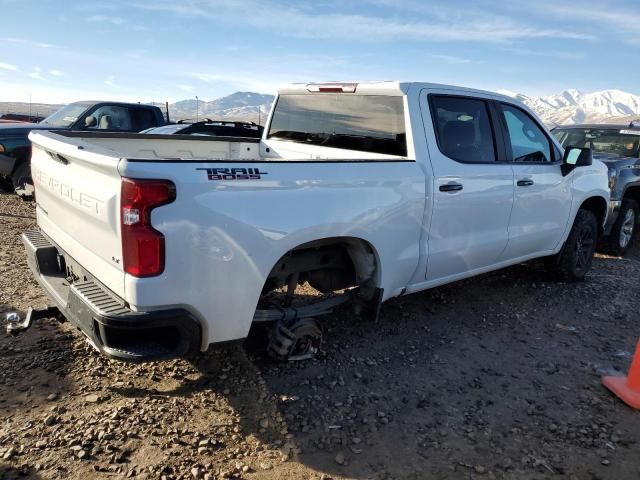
xmin=0 ymin=464 xmax=43 ymax=479
xmin=107 ymin=254 xmax=640 ymax=479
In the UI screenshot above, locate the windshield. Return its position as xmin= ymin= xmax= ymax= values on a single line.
xmin=41 ymin=103 xmax=90 ymax=127
xmin=267 ymin=94 xmax=407 ymax=156
xmin=553 ymin=128 xmax=640 ymax=157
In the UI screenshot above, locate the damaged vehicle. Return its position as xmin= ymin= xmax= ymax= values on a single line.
xmin=11 ymin=82 xmax=609 ymax=362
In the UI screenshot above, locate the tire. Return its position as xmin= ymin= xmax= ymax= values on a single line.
xmin=545 ymin=209 xmax=598 ymax=282
xmin=11 ymin=162 xmax=31 ymax=191
xmin=607 ymin=199 xmax=638 ymax=256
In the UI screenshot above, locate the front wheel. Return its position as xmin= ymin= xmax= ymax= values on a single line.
xmin=607 ymin=199 xmax=638 ymax=256
xmin=545 ymin=209 xmax=598 ymax=282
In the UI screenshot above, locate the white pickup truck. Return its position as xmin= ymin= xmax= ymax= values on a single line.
xmin=20 ymin=82 xmax=609 ymax=362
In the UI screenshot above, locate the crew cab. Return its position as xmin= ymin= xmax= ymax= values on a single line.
xmin=0 ymin=101 xmax=167 ymax=193
xmin=552 ymin=123 xmax=640 ymax=255
xmin=19 ymin=82 xmax=609 ymax=362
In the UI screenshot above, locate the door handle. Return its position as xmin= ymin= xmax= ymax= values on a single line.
xmin=439 ymin=182 xmax=463 ymax=193
xmin=517 ymin=179 xmax=534 ymax=187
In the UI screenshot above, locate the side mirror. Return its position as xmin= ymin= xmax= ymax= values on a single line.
xmin=561 ymin=146 xmax=592 ymax=176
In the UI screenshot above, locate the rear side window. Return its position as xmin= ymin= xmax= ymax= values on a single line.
xmin=130 ymin=108 xmax=158 ymax=131
xmin=501 ymin=104 xmax=552 ymax=162
xmin=268 ymin=94 xmax=407 ymax=156
xmin=430 ymin=96 xmax=496 ymax=163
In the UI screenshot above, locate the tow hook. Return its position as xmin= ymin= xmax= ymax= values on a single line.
xmin=4 ymin=306 xmax=62 ymax=335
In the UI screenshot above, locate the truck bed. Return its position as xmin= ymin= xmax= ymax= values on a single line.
xmin=39 ymin=131 xmax=262 ymax=161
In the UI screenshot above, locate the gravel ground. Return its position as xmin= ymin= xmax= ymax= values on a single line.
xmin=1 ymin=189 xmax=640 ymax=480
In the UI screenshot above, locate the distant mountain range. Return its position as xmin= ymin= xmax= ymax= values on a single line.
xmin=498 ymin=89 xmax=640 ymax=126
xmin=0 ymin=92 xmax=276 ymax=124
xmin=1 ymin=88 xmax=639 ymax=127
xmin=168 ymin=91 xmax=274 ymax=123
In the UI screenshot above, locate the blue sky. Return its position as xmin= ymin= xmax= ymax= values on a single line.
xmin=0 ymin=0 xmax=638 ymax=103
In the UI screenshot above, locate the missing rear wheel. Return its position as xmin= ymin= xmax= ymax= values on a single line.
xmin=267 ymin=317 xmax=322 ymax=362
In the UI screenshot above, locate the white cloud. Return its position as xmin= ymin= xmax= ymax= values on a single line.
xmin=28 ymin=69 xmax=44 ymax=80
xmin=127 ymin=0 xmax=595 ymax=43
xmin=503 ymin=47 xmax=586 ymax=61
xmin=523 ymin=1 xmax=639 ymax=45
xmin=126 ymin=50 xmax=146 ymax=60
xmin=185 ymin=71 xmax=281 ymax=95
xmin=192 ymin=73 xmax=223 ymax=84
xmin=429 ymin=54 xmax=473 ymax=64
xmin=88 ymin=14 xmax=126 ymax=25
xmin=49 ymin=69 xmax=65 ymax=77
xmin=0 ymin=37 xmax=56 ymax=48
xmin=178 ymin=84 xmax=193 ymax=92
xmin=104 ymin=75 xmax=120 ymax=88
xmin=0 ymin=80 xmax=155 ymax=104
xmin=0 ymin=62 xmax=19 ymax=72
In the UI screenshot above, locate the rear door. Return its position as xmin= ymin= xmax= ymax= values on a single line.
xmin=421 ymin=92 xmax=515 ymax=282
xmin=496 ymin=102 xmax=572 ymax=259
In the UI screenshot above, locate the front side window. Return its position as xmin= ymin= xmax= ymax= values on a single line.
xmin=268 ymin=94 xmax=407 ymax=156
xmin=430 ymin=96 xmax=496 ymax=163
xmin=502 ymin=104 xmax=552 ymax=162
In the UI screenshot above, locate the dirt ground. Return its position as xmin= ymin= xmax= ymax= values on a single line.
xmin=1 ymin=188 xmax=640 ymax=480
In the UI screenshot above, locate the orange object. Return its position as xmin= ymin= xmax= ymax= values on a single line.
xmin=602 ymin=339 xmax=640 ymax=409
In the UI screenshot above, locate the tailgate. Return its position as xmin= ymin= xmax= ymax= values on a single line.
xmin=29 ymin=131 xmax=125 ymax=298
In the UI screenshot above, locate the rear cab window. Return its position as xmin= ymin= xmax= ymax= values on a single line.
xmin=429 ymin=95 xmax=497 ymax=163
xmin=267 ymin=94 xmax=407 ymax=157
xmin=130 ymin=108 xmax=159 ymax=131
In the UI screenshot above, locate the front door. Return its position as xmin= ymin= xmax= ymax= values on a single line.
xmin=422 ymin=93 xmax=515 ymax=283
xmin=497 ymin=102 xmax=572 ymax=260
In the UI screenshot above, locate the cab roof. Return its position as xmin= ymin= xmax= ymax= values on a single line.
xmin=278 ymin=81 xmax=520 ymax=102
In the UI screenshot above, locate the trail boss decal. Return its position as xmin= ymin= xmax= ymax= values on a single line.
xmin=197 ymin=167 xmax=268 ymax=181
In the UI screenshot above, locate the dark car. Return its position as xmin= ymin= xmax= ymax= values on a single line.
xmin=141 ymin=119 xmax=263 ymax=138
xmin=552 ymin=122 xmax=640 ymax=254
xmin=0 ymin=101 xmax=167 ymax=193
xmin=0 ymin=113 xmax=45 ymax=123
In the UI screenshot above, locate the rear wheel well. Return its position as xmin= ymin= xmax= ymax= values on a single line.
xmin=579 ymin=196 xmax=607 ymax=236
xmin=262 ymin=237 xmax=379 ymax=299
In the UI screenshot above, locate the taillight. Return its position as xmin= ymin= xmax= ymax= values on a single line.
xmin=121 ymin=178 xmax=176 ymax=277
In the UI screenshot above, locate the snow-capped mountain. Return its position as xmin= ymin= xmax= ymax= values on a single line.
xmin=169 ymin=92 xmax=275 ymax=123
xmin=498 ymin=89 xmax=640 ymax=126
xmin=3 ymin=88 xmax=638 ymax=127
xmin=174 ymin=89 xmax=640 ymax=126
